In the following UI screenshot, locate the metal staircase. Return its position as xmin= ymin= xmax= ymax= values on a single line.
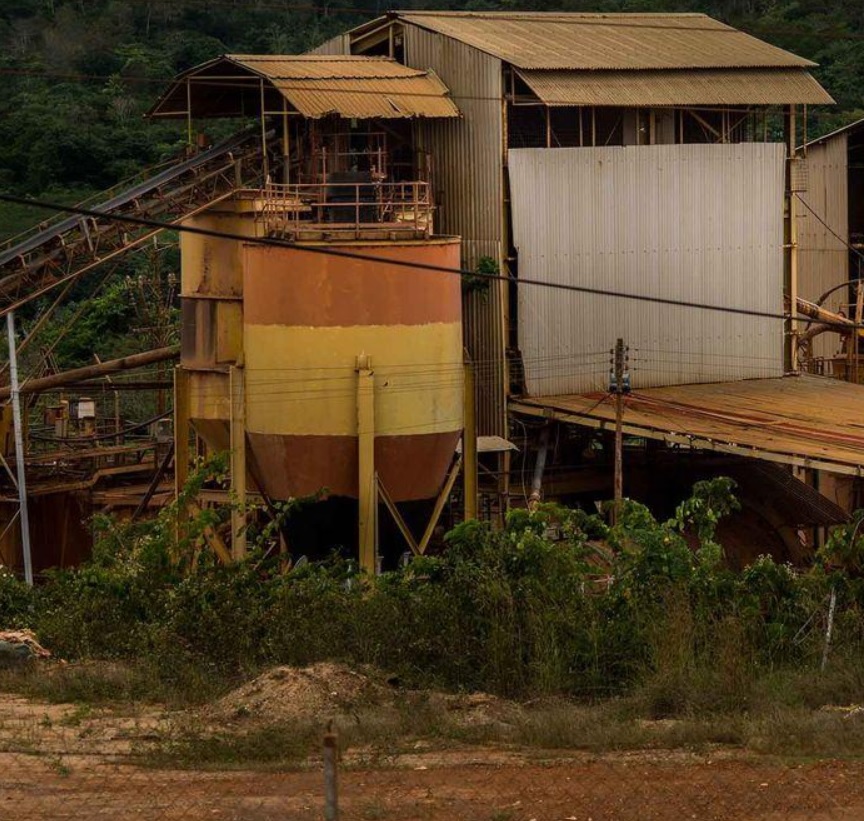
xmin=0 ymin=128 xmax=268 ymax=313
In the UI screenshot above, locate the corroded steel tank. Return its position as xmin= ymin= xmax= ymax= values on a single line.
xmin=242 ymin=238 xmax=463 ymax=502
xmin=180 ymin=201 xmax=463 ymax=503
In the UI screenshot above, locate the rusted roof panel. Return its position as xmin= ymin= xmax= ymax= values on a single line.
xmin=271 ymin=73 xmax=458 ymax=119
xmin=516 ymin=68 xmax=834 ymax=106
xmin=149 ymin=55 xmax=459 ymax=120
xmin=511 ymin=375 xmax=864 ymax=476
xmin=397 ymin=12 xmax=816 ymax=71
xmin=227 ymin=54 xmax=429 ymax=80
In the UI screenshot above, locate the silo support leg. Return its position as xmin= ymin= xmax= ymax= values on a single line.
xmin=378 ymin=455 xmax=463 ymax=558
xmin=357 ymin=359 xmax=377 ymax=575
xmin=229 ymin=365 xmax=247 ymax=561
xmin=174 ymin=367 xmax=190 ymax=499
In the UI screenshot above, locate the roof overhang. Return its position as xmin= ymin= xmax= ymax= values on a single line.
xmin=148 ymin=54 xmax=460 ymax=120
xmin=511 ymin=375 xmax=864 ymax=477
xmin=515 ymin=67 xmax=834 ymax=107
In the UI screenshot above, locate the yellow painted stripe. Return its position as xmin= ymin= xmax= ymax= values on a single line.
xmin=243 ymin=323 xmax=464 ymax=436
xmin=189 ymin=371 xmax=230 ymax=421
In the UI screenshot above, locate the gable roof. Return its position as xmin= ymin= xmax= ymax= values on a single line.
xmin=148 ymin=55 xmax=460 ymax=120
xmin=393 ymin=12 xmax=816 ymax=71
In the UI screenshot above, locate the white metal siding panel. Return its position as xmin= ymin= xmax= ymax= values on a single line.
xmin=509 ymin=143 xmax=786 ymax=396
xmin=404 ymin=24 xmax=507 ymax=436
xmin=797 ymin=136 xmax=849 ymax=361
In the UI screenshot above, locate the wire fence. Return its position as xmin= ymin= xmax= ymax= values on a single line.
xmin=3 ymin=688 xmax=864 ymax=821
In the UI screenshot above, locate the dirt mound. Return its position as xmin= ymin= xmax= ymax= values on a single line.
xmin=212 ymin=663 xmax=391 ymax=723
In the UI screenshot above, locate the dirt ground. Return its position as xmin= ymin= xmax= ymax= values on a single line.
xmin=2 ymin=666 xmax=864 ymax=821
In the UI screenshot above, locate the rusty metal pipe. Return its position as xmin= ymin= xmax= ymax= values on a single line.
xmin=0 ymin=346 xmax=179 ymax=400
xmin=528 ymin=426 xmax=550 ymax=511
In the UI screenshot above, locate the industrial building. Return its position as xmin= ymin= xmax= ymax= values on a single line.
xmin=0 ymin=11 xmax=862 ymax=574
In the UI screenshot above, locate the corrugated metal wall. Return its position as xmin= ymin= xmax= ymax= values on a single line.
xmin=798 ymin=135 xmax=849 ymax=361
xmin=509 ymin=143 xmax=786 ymax=396
xmin=404 ymin=24 xmax=507 ymax=436
xmin=307 ymin=33 xmax=350 ymax=55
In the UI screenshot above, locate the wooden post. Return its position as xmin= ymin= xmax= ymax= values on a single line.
xmin=463 ymin=359 xmax=478 ymax=521
xmin=229 ymin=365 xmax=247 ymax=560
xmin=612 ymin=338 xmax=626 ymax=524
xmin=323 ymin=724 xmax=339 ymax=821
xmin=356 ymin=356 xmax=376 ymax=574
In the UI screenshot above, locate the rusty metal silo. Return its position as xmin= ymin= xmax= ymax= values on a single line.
xmin=241 ymin=238 xmax=463 ymax=503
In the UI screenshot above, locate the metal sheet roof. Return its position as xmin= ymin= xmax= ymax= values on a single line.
xmin=511 ymin=375 xmax=864 ymax=476
xmin=516 ymin=68 xmax=834 ymax=106
xmin=395 ymin=12 xmax=816 ymax=71
xmin=149 ymin=55 xmax=459 ymax=120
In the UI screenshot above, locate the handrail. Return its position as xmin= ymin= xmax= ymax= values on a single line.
xmin=259 ymin=180 xmax=433 ymax=238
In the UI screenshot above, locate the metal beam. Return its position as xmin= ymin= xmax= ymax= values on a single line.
xmin=510 ymin=400 xmax=864 ymax=478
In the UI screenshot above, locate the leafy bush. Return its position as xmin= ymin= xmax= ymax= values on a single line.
xmin=2 ymin=475 xmax=863 ymax=711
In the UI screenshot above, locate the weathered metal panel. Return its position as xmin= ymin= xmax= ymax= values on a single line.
xmin=231 ymin=55 xmax=461 ymax=119
xmin=307 ymin=33 xmax=350 ymax=56
xmin=509 ymin=143 xmax=786 ymax=395
xmin=798 ymin=135 xmax=849 ymax=361
xmin=399 ymin=12 xmax=815 ymax=70
xmin=404 ymin=23 xmax=507 ymax=436
xmin=516 ymin=68 xmax=833 ymax=106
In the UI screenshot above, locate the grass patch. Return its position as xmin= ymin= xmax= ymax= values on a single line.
xmin=0 ymin=660 xmax=232 ymax=708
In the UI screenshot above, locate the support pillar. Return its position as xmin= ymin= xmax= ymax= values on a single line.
xmin=464 ymin=359 xmax=478 ymax=521
xmin=357 ymin=356 xmax=376 ymax=574
xmin=7 ymin=312 xmax=32 ymax=586
xmin=229 ymin=365 xmax=247 ymax=560
xmin=786 ymin=104 xmax=800 ymax=372
xmin=174 ymin=367 xmax=190 ymax=499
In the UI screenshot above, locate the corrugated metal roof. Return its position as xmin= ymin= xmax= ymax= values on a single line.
xmin=512 ymin=375 xmax=864 ymax=477
xmin=227 ymin=54 xmax=427 ymax=79
xmin=516 ymin=68 xmax=834 ymax=106
xmin=149 ymin=55 xmax=460 ymax=120
xmin=396 ymin=12 xmax=816 ymax=71
xmin=804 ymin=116 xmax=864 ymax=148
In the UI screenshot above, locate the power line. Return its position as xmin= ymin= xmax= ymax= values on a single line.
xmin=0 ymin=192 xmax=844 ymax=330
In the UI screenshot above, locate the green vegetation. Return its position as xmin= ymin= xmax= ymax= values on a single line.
xmin=1 ymin=474 xmax=864 ymax=723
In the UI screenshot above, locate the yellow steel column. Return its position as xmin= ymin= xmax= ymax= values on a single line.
xmin=464 ymin=359 xmax=478 ymax=521
xmin=229 ymin=364 xmax=247 ymax=560
xmin=356 ymin=356 xmax=377 ymax=574
xmin=174 ymin=367 xmax=190 ymax=498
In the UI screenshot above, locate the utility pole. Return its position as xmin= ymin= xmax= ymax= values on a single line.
xmin=610 ymin=338 xmax=629 ymax=524
xmin=7 ymin=313 xmax=33 ymax=586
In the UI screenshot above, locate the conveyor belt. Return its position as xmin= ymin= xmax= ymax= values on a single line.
xmin=0 ymin=127 xmax=268 ymax=312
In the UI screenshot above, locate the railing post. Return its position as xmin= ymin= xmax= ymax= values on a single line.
xmin=323 ymin=723 xmax=339 ymax=821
